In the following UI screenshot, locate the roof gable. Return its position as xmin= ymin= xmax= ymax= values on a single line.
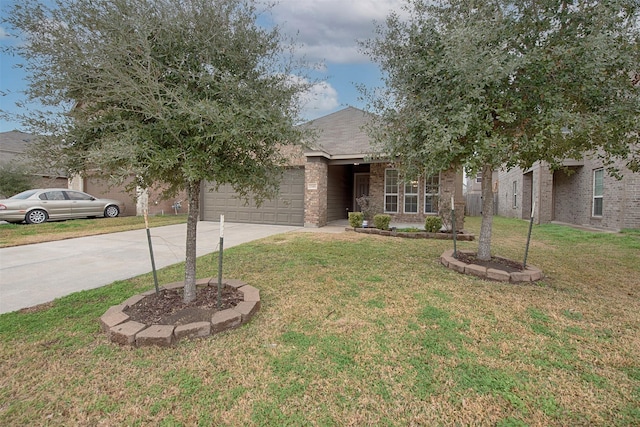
xmin=302 ymin=107 xmax=375 ymax=158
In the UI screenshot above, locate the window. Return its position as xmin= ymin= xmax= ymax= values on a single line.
xmin=41 ymin=191 xmax=66 ymax=201
xmin=424 ymin=174 xmax=440 ymax=213
xmin=476 ymin=172 xmax=483 ymax=183
xmin=66 ymin=191 xmax=93 ymax=201
xmin=404 ymin=180 xmax=419 ymax=213
xmin=593 ymin=168 xmax=604 ymax=217
xmin=384 ymin=169 xmax=398 ymax=213
xmin=513 ymin=181 xmax=518 ymax=208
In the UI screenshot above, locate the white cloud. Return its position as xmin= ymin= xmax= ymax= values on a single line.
xmin=285 ymin=74 xmax=339 ymax=117
xmin=271 ymin=0 xmax=404 ymax=64
xmin=300 ymin=81 xmax=339 ymax=113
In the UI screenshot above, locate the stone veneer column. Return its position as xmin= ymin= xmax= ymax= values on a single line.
xmin=368 ymin=163 xmax=385 ymax=206
xmin=304 ymin=157 xmax=328 ymax=227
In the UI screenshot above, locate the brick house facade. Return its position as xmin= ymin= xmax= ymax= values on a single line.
xmin=497 ymin=158 xmax=640 ymax=231
xmin=301 ymin=107 xmax=465 ymax=229
xmin=201 ymin=107 xmax=465 ymax=228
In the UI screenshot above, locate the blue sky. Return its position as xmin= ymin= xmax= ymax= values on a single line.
xmin=0 ymin=0 xmax=404 ymax=133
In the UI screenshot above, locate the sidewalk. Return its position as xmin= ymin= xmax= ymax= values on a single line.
xmin=0 ymin=221 xmax=303 ymax=314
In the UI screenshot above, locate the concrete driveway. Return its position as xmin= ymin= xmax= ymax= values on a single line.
xmin=0 ymin=221 xmax=303 ymax=314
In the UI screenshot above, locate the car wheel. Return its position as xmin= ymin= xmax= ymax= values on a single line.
xmin=104 ymin=205 xmax=120 ymax=218
xmin=25 ymin=209 xmax=48 ymax=224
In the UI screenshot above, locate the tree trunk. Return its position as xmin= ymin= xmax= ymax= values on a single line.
xmin=477 ymin=163 xmax=494 ymax=261
xmin=183 ymin=180 xmax=201 ymax=303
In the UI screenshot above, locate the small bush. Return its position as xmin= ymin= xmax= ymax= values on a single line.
xmin=0 ymin=163 xmax=34 ymax=198
xmin=348 ymin=212 xmax=364 ymax=228
xmin=424 ymin=216 xmax=443 ymax=233
xmin=373 ymin=214 xmax=391 ymax=230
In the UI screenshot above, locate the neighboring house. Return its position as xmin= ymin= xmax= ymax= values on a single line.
xmin=201 ymin=107 xmax=465 ymax=228
xmin=464 ymin=170 xmax=499 ymax=216
xmin=0 ymin=131 xmax=69 ymax=195
xmin=497 ymin=158 xmax=640 ymax=231
xmin=0 ymin=131 xmax=182 ymax=216
xmin=68 ymin=175 xmax=184 ymax=217
xmin=465 ymin=172 xmax=484 ymax=195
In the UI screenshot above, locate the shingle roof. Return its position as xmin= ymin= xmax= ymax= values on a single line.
xmin=0 ymin=131 xmax=39 ymax=162
xmin=0 ymin=131 xmax=66 ymax=177
xmin=302 ymin=107 xmax=376 ymax=158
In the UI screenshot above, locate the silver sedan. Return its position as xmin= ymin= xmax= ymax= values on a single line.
xmin=0 ymin=188 xmax=125 ymax=224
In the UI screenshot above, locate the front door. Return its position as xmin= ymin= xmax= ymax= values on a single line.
xmin=354 ymin=173 xmax=370 ymax=211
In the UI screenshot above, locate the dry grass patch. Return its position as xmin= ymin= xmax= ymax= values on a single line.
xmin=1 ymin=217 xmax=639 ymax=426
xmin=0 ymin=214 xmax=187 ymax=247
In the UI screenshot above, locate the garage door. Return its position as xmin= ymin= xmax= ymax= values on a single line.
xmin=201 ymin=168 xmax=304 ymax=226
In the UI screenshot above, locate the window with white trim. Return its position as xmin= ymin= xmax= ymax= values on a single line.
xmin=384 ymin=169 xmax=399 ymax=213
xmin=593 ymin=168 xmax=604 ymax=217
xmin=404 ymin=180 xmax=419 ymax=213
xmin=424 ymin=174 xmax=439 ymax=213
xmin=476 ymin=172 xmax=483 ymax=183
xmin=513 ymin=181 xmax=518 ymax=208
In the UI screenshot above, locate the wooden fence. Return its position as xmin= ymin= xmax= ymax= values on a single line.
xmin=465 ymin=193 xmax=499 ymax=216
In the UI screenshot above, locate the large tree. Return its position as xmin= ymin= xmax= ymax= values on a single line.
xmin=4 ymin=0 xmax=312 ymax=302
xmin=363 ymin=0 xmax=639 ymax=260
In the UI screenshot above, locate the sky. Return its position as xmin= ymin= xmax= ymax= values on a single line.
xmin=0 ymin=0 xmax=405 ymax=133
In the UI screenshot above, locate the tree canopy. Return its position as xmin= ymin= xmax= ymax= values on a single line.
xmin=363 ymin=0 xmax=639 ymax=259
xmin=4 ymin=0 xmax=313 ymax=301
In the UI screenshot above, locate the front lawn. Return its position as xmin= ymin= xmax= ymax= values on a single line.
xmin=0 ymin=214 xmax=188 ymax=247
xmin=0 ymin=217 xmax=638 ymax=426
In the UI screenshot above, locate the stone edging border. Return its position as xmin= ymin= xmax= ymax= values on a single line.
xmin=346 ymin=227 xmax=475 ymax=241
xmin=440 ymin=249 xmax=543 ymax=283
xmin=99 ymin=278 xmax=259 ymax=347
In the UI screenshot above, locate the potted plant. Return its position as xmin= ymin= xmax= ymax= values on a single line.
xmin=355 ymin=195 xmax=381 ymax=228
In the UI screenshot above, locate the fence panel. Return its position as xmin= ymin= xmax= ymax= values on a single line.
xmin=465 ymin=193 xmax=498 ymax=216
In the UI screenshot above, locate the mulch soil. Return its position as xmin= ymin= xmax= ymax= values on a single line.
xmin=455 ymin=252 xmax=524 ymax=273
xmin=124 ymin=286 xmax=243 ymax=325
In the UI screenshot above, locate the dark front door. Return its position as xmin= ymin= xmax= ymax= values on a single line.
xmin=354 ymin=173 xmax=370 ymax=211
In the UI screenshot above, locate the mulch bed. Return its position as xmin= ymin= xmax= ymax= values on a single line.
xmin=123 ymin=286 xmax=243 ymax=326
xmin=455 ymin=252 xmax=524 ymax=273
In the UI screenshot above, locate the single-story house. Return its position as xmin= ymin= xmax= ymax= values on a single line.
xmin=201 ymin=107 xmax=465 ymax=228
xmin=497 ymin=158 xmax=640 ymax=231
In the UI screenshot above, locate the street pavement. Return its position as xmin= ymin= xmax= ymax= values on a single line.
xmin=0 ymin=221 xmax=309 ymax=314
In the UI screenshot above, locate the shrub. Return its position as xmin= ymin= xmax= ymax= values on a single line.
xmin=373 ymin=214 xmax=391 ymax=230
xmin=0 ymin=163 xmax=34 ymax=198
xmin=348 ymin=212 xmax=364 ymax=228
xmin=424 ymin=216 xmax=443 ymax=233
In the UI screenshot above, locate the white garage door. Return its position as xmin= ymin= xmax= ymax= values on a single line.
xmin=201 ymin=168 xmax=304 ymax=226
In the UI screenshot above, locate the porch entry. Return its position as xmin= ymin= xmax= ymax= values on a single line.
xmin=354 ymin=173 xmax=370 ymax=211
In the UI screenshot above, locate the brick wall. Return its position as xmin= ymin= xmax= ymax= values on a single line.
xmin=499 ymin=158 xmax=640 ymax=231
xmin=368 ymin=163 xmax=464 ymax=229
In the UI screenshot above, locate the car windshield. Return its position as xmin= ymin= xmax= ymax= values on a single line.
xmin=9 ymin=190 xmax=39 ymax=199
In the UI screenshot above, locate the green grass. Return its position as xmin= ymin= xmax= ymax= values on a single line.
xmin=0 ymin=216 xmax=639 ymax=426
xmin=396 ymin=226 xmax=423 ymax=232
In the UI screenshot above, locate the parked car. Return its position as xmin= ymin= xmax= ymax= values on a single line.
xmin=0 ymin=188 xmax=125 ymax=224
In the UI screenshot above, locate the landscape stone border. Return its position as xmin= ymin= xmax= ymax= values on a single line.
xmin=99 ymin=278 xmax=259 ymax=347
xmin=440 ymin=249 xmax=543 ymax=283
xmin=347 ymin=227 xmax=475 ymax=241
